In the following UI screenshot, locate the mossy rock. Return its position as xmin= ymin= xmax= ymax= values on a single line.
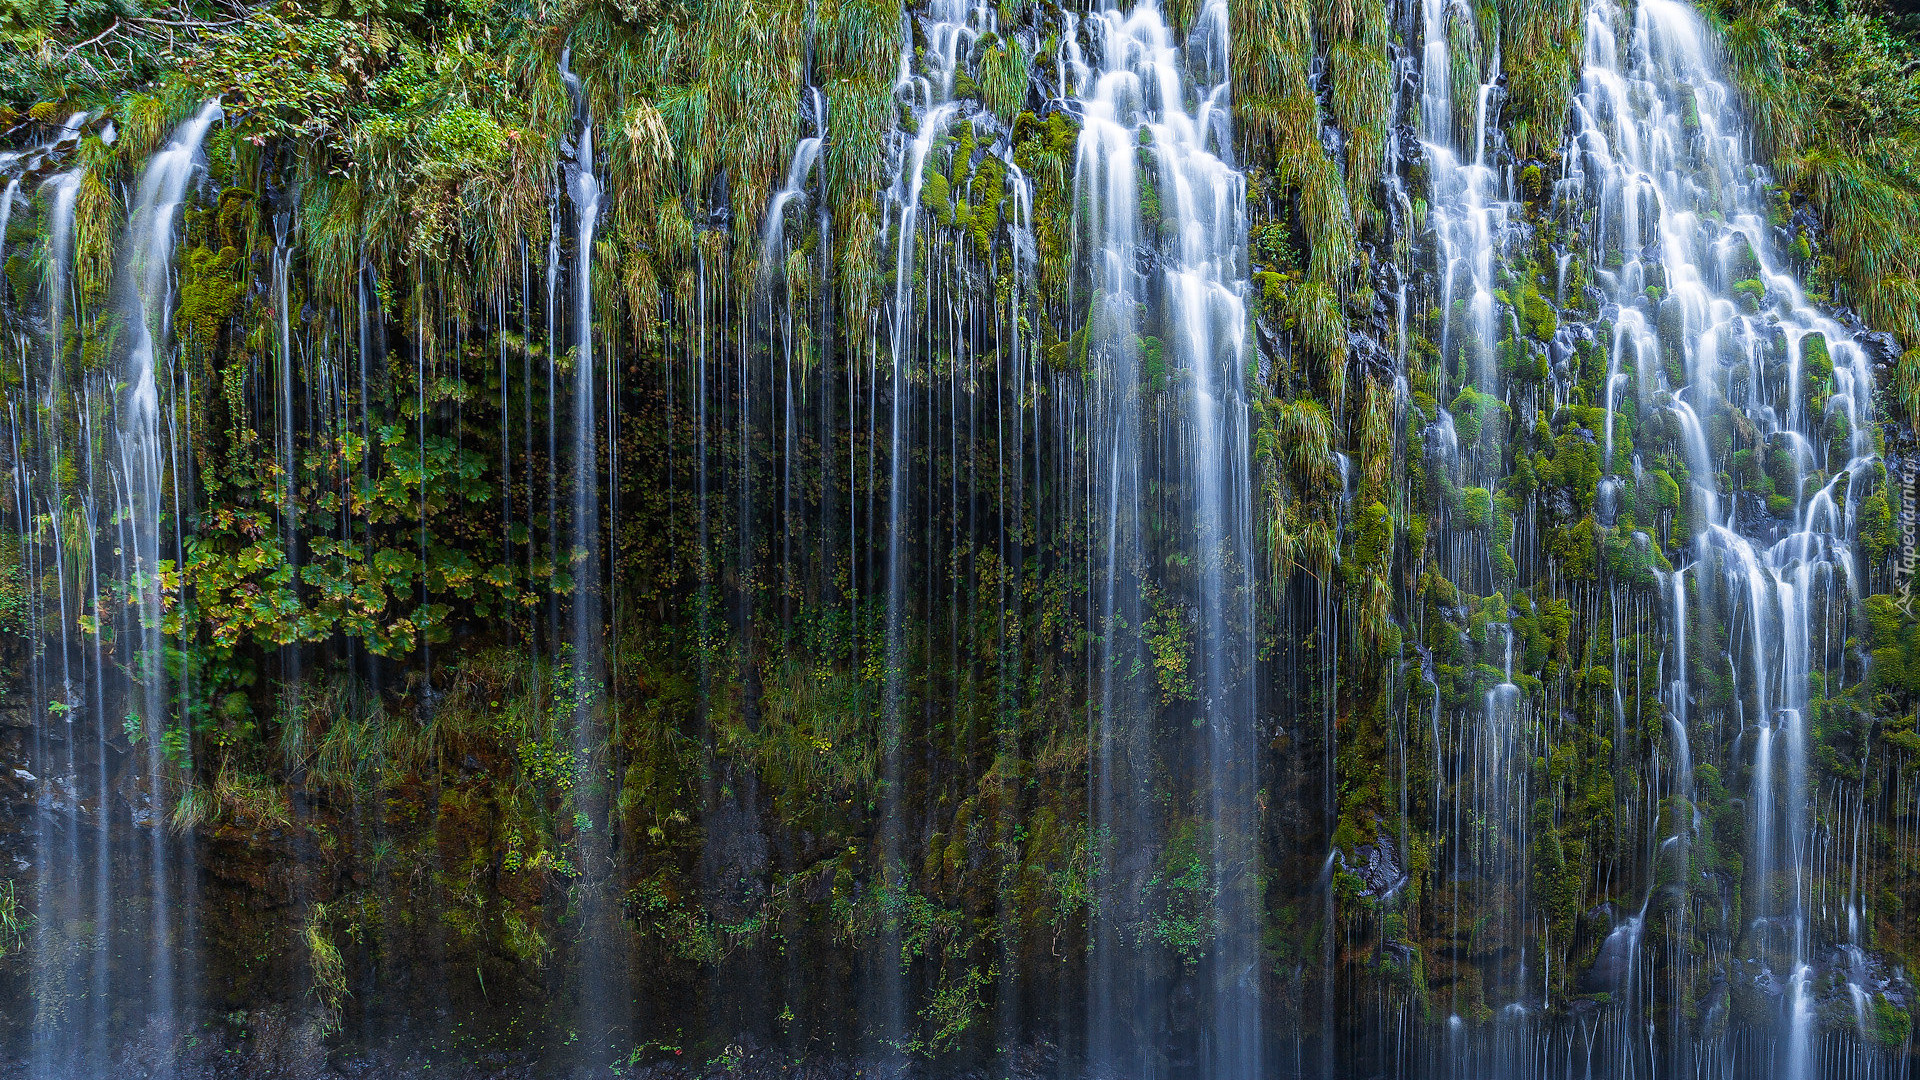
xmin=1800 ymin=329 xmax=1833 ymax=387
xmin=1455 ymin=487 xmax=1493 ymax=529
xmin=1521 ymin=286 xmax=1557 ymax=341
xmin=919 ymin=170 xmax=954 ymax=225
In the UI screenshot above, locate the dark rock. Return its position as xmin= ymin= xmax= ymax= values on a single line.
xmin=1349 ymin=837 xmax=1405 ymax=898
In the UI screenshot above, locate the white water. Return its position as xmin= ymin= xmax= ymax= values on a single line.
xmin=1072 ymin=1 xmax=1257 ymax=1076
xmin=761 ymin=86 xmax=826 ymax=273
xmin=559 ymin=50 xmax=621 ymax=1057
xmin=121 ymin=98 xmax=222 ymax=1071
xmin=873 ymin=0 xmax=1002 ymax=1056
xmin=1567 ymin=0 xmax=1880 ymax=1072
xmin=1419 ymin=0 xmax=1513 ymax=410
xmin=0 ymin=0 xmax=1910 ymax=1072
xmin=14 ymin=98 xmax=222 ymax=1080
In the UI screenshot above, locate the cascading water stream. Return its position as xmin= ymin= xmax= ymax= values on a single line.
xmin=873 ymin=0 xmax=1000 ymax=1057
xmin=1564 ymin=0 xmax=1882 ymax=1072
xmin=1418 ymin=0 xmax=1512 ymax=416
xmin=761 ymin=89 xmax=826 ymax=278
xmin=14 ymin=98 xmax=223 ymax=1080
xmin=120 ymin=95 xmax=223 ymax=1077
xmin=558 ymin=49 xmax=622 ymax=1059
xmin=1071 ymin=2 xmax=1257 ymax=1075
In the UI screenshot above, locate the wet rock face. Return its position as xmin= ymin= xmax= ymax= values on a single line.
xmin=0 ymin=700 xmax=31 ymax=825
xmin=700 ymin=762 xmax=771 ymax=920
xmin=1347 ymin=839 xmax=1403 ymax=899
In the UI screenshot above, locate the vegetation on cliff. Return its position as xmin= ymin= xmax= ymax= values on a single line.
xmin=1 ymin=0 xmax=1919 ymax=1071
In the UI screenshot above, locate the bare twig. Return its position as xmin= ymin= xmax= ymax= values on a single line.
xmin=61 ymin=17 xmax=123 ymax=59
xmin=128 ymin=14 xmax=249 ymax=28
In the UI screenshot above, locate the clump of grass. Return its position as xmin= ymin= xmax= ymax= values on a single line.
xmin=737 ymin=661 xmax=878 ymax=823
xmin=304 ymin=902 xmax=348 ymax=1033
xmin=0 ymin=880 xmax=30 ymax=958
xmin=976 ymin=35 xmax=1032 ymax=126
xmin=1498 ymin=0 xmax=1583 ymax=159
xmin=171 ymin=783 xmax=214 ymax=834
xmin=1328 ymin=39 xmax=1391 ymax=196
xmin=1267 ymin=397 xmax=1340 ymax=493
xmin=1233 ymin=0 xmax=1315 ymax=159
xmin=1704 ymin=0 xmax=1920 ymax=360
xmin=212 ymin=766 xmax=295 ymax=831
xmin=1275 ymin=278 xmax=1349 ymax=397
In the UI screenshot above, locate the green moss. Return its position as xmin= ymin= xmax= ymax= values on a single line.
xmin=1656 ymin=300 xmax=1687 ymax=384
xmin=1353 ymin=501 xmax=1393 ymax=564
xmin=1799 ymin=330 xmax=1832 ymax=377
xmin=1546 ymin=518 xmax=1599 ymax=580
xmin=1645 ymin=469 xmax=1681 ymax=514
xmin=1141 ymin=581 xmax=1196 ymax=705
xmin=1139 ymin=335 xmax=1165 ymax=388
xmin=1530 ymin=806 xmax=1579 ymax=940
xmin=1871 ymin=995 xmax=1914 ymax=1050
xmin=1455 ymin=487 xmax=1493 ymax=530
xmin=1861 ymin=490 xmax=1895 ymax=562
xmin=179 ymin=244 xmax=246 ymax=345
xmin=919 ymin=169 xmax=953 ymax=225
xmin=1449 ymin=387 xmax=1506 ymax=444
xmin=1521 ymin=285 xmax=1557 ymax=341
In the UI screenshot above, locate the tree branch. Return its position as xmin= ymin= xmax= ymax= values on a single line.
xmin=127 ymin=14 xmax=249 ymax=28
xmin=61 ymin=18 xmax=123 ymax=59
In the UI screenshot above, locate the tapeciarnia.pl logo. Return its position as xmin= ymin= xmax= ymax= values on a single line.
xmin=1899 ymin=451 xmax=1919 ymax=616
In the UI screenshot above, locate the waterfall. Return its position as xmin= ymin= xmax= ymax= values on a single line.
xmin=121 ymin=94 xmax=221 ymax=1077
xmin=11 ymin=99 xmax=222 ymax=1080
xmin=559 ymin=49 xmax=623 ymax=1058
xmin=1389 ymin=0 xmax=1905 ymax=1066
xmin=1558 ymin=0 xmax=1880 ymax=1071
xmin=27 ymin=160 xmax=85 ymax=1080
xmin=2 ymin=0 xmax=1917 ymax=1073
xmin=871 ymin=0 xmax=999 ymax=1059
xmin=761 ymin=88 xmax=826 ymax=279
xmin=1073 ymin=1 xmax=1258 ymax=1075
xmin=1419 ymin=0 xmax=1512 ymax=414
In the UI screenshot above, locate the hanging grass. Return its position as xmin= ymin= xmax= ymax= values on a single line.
xmin=816 ymin=0 xmax=904 ymax=83
xmin=1314 ymin=0 xmax=1359 ymax=44
xmin=1233 ymin=0 xmax=1313 ymax=155
xmin=825 ymin=75 xmax=897 ymax=231
xmin=1703 ymin=0 xmax=1920 ymax=365
xmin=1498 ymin=0 xmax=1582 ymax=159
xmin=1796 ymin=151 xmax=1920 ymax=346
xmin=1237 ymin=93 xmax=1314 ymax=165
xmin=1360 ymin=374 xmax=1393 ymax=498
xmin=1328 ymin=40 xmax=1390 ymax=193
xmin=73 ymin=162 xmax=114 ymax=308
xmin=1447 ymin=6 xmax=1484 ymax=148
xmin=1286 ymin=279 xmax=1348 ymax=400
xmin=1282 ymin=141 xmax=1356 ymax=292
xmin=977 ymin=34 xmax=1033 ymax=126
xmin=1269 ymin=396 xmax=1340 ymax=493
